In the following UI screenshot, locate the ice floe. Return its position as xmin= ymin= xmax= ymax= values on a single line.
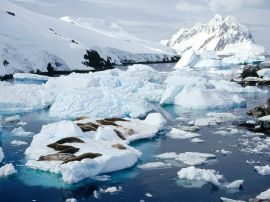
xmin=215 ymin=149 xmax=231 ymax=155
xmin=176 ymin=152 xmax=216 ymax=166
xmin=190 ymin=138 xmax=204 ymax=143
xmin=65 ymin=198 xmax=77 ymax=202
xmin=168 ymin=128 xmax=201 ymax=139
xmin=155 ymin=152 xmax=178 ymax=159
xmin=256 ymin=188 xmax=270 ymax=200
xmin=11 ymin=140 xmax=28 ymax=146
xmin=4 ymin=114 xmax=21 ymax=122
xmin=0 ymin=163 xmax=17 ymax=177
xmin=177 ymin=166 xmax=223 ymax=186
xmin=138 ymin=162 xmax=171 ymax=170
xmin=254 ymin=165 xmax=270 ymax=175
xmin=25 ymin=113 xmax=165 ymax=183
xmin=11 ymin=127 xmax=34 ymax=136
xmin=145 ymin=193 xmax=153 ymax=197
xmin=220 ymin=197 xmax=245 ymax=202
xmin=225 ymin=180 xmax=244 ymax=189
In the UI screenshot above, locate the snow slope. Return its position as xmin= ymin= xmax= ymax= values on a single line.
xmin=165 ymin=14 xmax=265 ymax=56
xmin=0 ymin=0 xmax=177 ymax=76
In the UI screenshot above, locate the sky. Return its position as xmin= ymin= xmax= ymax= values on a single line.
xmin=10 ymin=0 xmax=270 ymax=50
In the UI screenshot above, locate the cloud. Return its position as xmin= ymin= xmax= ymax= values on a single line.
xmin=176 ymin=1 xmax=207 ymax=12
xmin=205 ymin=0 xmax=267 ymax=11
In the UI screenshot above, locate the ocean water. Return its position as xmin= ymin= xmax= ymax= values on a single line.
xmin=0 ymin=64 xmax=270 ymax=202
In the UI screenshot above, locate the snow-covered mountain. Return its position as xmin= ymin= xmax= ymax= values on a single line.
xmin=0 ymin=0 xmax=178 ymax=77
xmin=164 ymin=14 xmax=265 ymax=56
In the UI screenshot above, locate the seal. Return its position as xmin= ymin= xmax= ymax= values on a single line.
xmin=61 ymin=152 xmax=102 ymax=165
xmin=54 ymin=137 xmax=84 ymax=144
xmin=47 ymin=143 xmax=79 ymax=154
xmin=75 ymin=116 xmax=88 ymax=121
xmin=38 ymin=153 xmax=76 ymax=161
xmin=112 ymin=143 xmax=126 ymax=150
xmin=96 ymin=119 xmax=118 ymax=126
xmin=104 ymin=118 xmax=130 ymax=122
xmin=77 ymin=124 xmax=97 ymax=132
xmin=114 ymin=129 xmax=126 ymax=140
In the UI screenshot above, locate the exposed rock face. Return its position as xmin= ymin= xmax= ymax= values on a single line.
xmin=164 ymin=14 xmax=264 ymax=56
xmin=82 ymin=50 xmax=114 ymax=71
xmin=241 ymin=98 xmax=270 ymax=135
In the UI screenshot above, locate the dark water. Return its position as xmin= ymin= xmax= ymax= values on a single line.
xmin=0 ymin=65 xmax=270 ymax=202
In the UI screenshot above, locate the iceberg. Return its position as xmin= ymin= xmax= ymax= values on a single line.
xmin=25 ymin=113 xmax=164 ymax=183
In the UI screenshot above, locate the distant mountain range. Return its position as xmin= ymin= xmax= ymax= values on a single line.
xmin=163 ymin=14 xmax=265 ymax=56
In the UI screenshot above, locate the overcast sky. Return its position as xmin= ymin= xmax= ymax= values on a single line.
xmin=11 ymin=0 xmax=270 ymax=50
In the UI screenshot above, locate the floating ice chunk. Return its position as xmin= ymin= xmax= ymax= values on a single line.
xmin=93 ymin=190 xmax=100 ymax=199
xmin=138 ymin=162 xmax=171 ymax=170
xmin=17 ymin=122 xmax=27 ymax=126
xmin=104 ymin=186 xmax=119 ymax=193
xmin=11 ymin=140 xmax=28 ymax=146
xmin=220 ymin=197 xmax=245 ymax=202
xmin=256 ymin=188 xmax=270 ymax=200
xmin=0 ymin=147 xmax=4 ymax=163
xmin=143 ymin=113 xmax=166 ymax=131
xmin=190 ymin=138 xmax=204 ymax=143
xmin=0 ymin=83 xmax=50 ymax=114
xmin=254 ymin=165 xmax=270 ymax=175
xmin=0 ymin=163 xmax=17 ymax=177
xmin=207 ymin=112 xmax=236 ymax=123
xmin=145 ymin=193 xmax=153 ymax=197
xmin=168 ymin=128 xmax=201 ymax=139
xmin=176 ymin=152 xmax=216 ymax=166
xmin=173 ymin=87 xmax=246 ymax=110
xmin=25 ymin=120 xmax=142 ymax=183
xmin=175 ymin=49 xmax=199 ymax=68
xmin=194 ymin=118 xmax=217 ymax=126
xmin=4 ymin=115 xmax=21 ymax=122
xmin=11 ymin=127 xmax=34 ymax=136
xmin=155 ymin=152 xmax=178 ymax=159
xmin=177 ymin=166 xmax=223 ymax=186
xmin=214 ymin=130 xmax=230 ymax=136
xmin=65 ymin=198 xmax=77 ymax=202
xmin=215 ymin=149 xmax=231 ymax=155
xmin=226 ymin=180 xmax=244 ymax=189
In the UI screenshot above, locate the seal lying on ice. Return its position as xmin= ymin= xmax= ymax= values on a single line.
xmin=38 ymin=153 xmax=76 ymax=161
xmin=61 ymin=152 xmax=102 ymax=165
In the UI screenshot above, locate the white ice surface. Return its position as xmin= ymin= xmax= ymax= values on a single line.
xmin=256 ymin=188 xmax=270 ymax=200
xmin=0 ymin=163 xmax=17 ymax=177
xmin=176 ymin=152 xmax=216 ymax=166
xmin=168 ymin=128 xmax=201 ymax=139
xmin=138 ymin=162 xmax=171 ymax=170
xmin=254 ymin=165 xmax=270 ymax=175
xmin=177 ymin=166 xmax=223 ymax=186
